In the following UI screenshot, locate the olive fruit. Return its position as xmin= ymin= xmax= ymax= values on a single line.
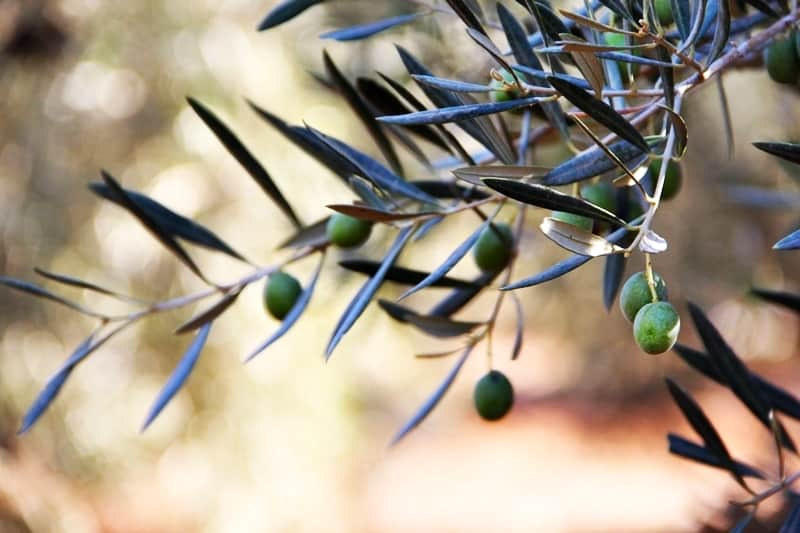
xmin=474 ymin=370 xmax=514 ymax=421
xmin=551 ymin=211 xmax=594 ymax=232
xmin=581 ymin=182 xmax=617 ymax=212
xmin=654 ymin=0 xmax=674 ymax=26
xmin=619 ymin=271 xmax=668 ymax=323
xmin=472 ymin=222 xmax=513 ymax=272
xmin=648 ymin=159 xmax=682 ymax=201
xmin=264 ymin=271 xmax=302 ymax=321
xmin=326 ymin=213 xmax=373 ymax=248
xmin=489 ymin=69 xmax=522 ymax=103
xmin=765 ymin=33 xmax=800 ymax=85
xmin=633 ymin=301 xmax=680 ymax=354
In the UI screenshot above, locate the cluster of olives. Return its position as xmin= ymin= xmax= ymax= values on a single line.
xmin=619 ymin=271 xmax=680 ymax=354
xmin=263 ymin=213 xmax=373 ymax=320
xmin=764 ymin=30 xmax=800 ymax=85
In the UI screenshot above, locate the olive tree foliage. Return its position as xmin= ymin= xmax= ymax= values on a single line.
xmin=4 ymin=0 xmax=800 ymax=527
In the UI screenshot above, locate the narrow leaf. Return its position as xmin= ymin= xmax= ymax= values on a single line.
xmin=323 ymin=51 xmax=404 ymax=176
xmin=0 ymin=277 xmax=105 ymax=318
xmin=547 ymin=76 xmax=649 ymax=152
xmin=257 ymin=0 xmax=324 ymax=30
xmin=602 ymin=252 xmax=626 ymax=310
xmin=753 ymin=141 xmax=800 ymax=165
xmin=326 ymin=227 xmax=414 ymax=359
xmin=88 ymin=182 xmax=248 ymax=262
xmin=398 ymin=217 xmax=493 ymax=301
xmin=187 ymin=98 xmax=301 ymax=228
xmin=339 ymin=260 xmax=478 ymax=288
xmin=327 ymin=204 xmax=436 ymax=223
xmin=667 ymin=433 xmax=765 ymax=479
xmin=174 ymin=289 xmax=241 ymax=335
xmin=775 ymin=228 xmax=800 ymax=250
xmin=391 ymin=346 xmax=472 ymax=445
xmin=320 ymin=12 xmax=425 ymax=41
xmin=688 ymin=302 xmax=796 ymax=451
xmin=429 ymin=270 xmax=499 ymax=317
xmin=542 ymin=140 xmax=648 ymax=186
xmin=510 ymin=293 xmax=524 ymax=360
xmin=751 ymin=287 xmax=800 ymax=313
xmin=482 ymin=178 xmax=626 ymax=225
xmin=34 ymin=268 xmax=144 ymax=304
xmin=540 ymin=217 xmax=621 ymax=256
xmin=278 ymin=217 xmax=330 ymax=250
xmin=378 ymin=96 xmax=542 ymax=126
xmin=246 ymin=253 xmax=325 ymax=362
xmin=378 ymin=300 xmax=483 ymax=337
xmin=98 ymin=171 xmax=207 ymax=282
xmin=665 ymin=377 xmax=747 ymax=489
xmin=780 ymin=500 xmax=800 ymax=533
xmin=141 ymin=323 xmax=211 ymax=431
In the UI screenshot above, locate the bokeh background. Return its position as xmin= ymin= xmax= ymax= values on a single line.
xmin=1 ymin=0 xmax=800 ymax=531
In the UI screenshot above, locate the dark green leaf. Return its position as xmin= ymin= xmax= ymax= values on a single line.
xmin=667 ymin=433 xmax=766 ymax=479
xmin=308 ymin=128 xmax=440 ymax=205
xmin=277 ymin=217 xmax=330 ymax=250
xmin=141 ymin=323 xmax=211 ymax=431
xmin=174 ymin=289 xmax=242 ymax=335
xmin=412 ymin=75 xmax=493 ymax=94
xmin=339 ymin=260 xmax=478 ymax=288
xmin=482 ymin=178 xmax=626 ymax=225
xmin=510 ymin=293 xmax=524 ymax=360
xmin=443 ymin=0 xmax=486 ymax=35
xmin=398 ymin=217 xmax=493 ymax=301
xmin=547 ymin=76 xmax=649 ymax=152
xmin=596 ymin=0 xmax=638 ymax=24
xmin=687 ymin=302 xmax=796 ymax=452
xmin=326 ymin=227 xmax=414 ymax=359
xmin=187 ymin=98 xmax=301 ymax=229
xmin=542 ymin=140 xmax=647 ymax=186
xmin=88 ymin=182 xmax=248 ymax=262
xmin=323 ymin=51 xmax=404 ymax=176
xmin=780 ymin=500 xmax=800 ymax=533
xmin=378 ymin=300 xmax=483 ymax=337
xmin=246 ymin=253 xmax=324 ymax=362
xmin=670 ymin=0 xmax=692 ymax=40
xmin=673 ymin=343 xmax=800 ymax=421
xmin=603 ymin=252 xmax=626 ymax=310
xmin=665 ymin=377 xmax=747 ymax=489
xmin=753 ymin=142 xmax=800 ymax=165
xmin=751 ymin=287 xmax=800 ymax=312
xmin=98 ymin=172 xmax=207 ymax=282
xmin=33 ymin=268 xmax=144 ymax=304
xmin=378 ymin=96 xmax=542 ymax=125
xmin=248 ymin=102 xmax=354 ymax=180
xmin=320 ymin=13 xmax=424 ymax=41
xmin=327 ymin=204 xmax=436 ymax=223
xmin=396 ymin=46 xmax=515 ymax=164
xmin=257 ymin=0 xmax=324 ymax=30
xmin=429 ymin=270 xmax=499 ymax=317
xmin=391 ymin=345 xmax=472 ymax=445
xmin=0 ymin=276 xmax=105 ymax=318
xmin=410 ymin=180 xmax=490 ymax=200
xmin=357 ymin=77 xmax=452 ymax=153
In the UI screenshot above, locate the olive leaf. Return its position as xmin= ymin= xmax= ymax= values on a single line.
xmin=540 ymin=217 xmax=623 ymax=257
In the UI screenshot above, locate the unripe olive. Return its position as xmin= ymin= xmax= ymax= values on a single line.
xmin=581 ymin=182 xmax=617 ymax=212
xmin=551 ymin=210 xmax=593 ymax=232
xmin=326 ymin=213 xmax=373 ymax=248
xmin=633 ymin=301 xmax=680 ymax=354
xmin=472 ymin=222 xmax=513 ymax=272
xmin=648 ymin=159 xmax=682 ymax=201
xmin=619 ymin=271 xmax=668 ymax=323
xmin=654 ymin=0 xmax=674 ymax=26
xmin=489 ymin=69 xmax=521 ymax=103
xmin=765 ymin=33 xmax=800 ymax=85
xmin=474 ymin=370 xmax=514 ymax=421
xmin=264 ymin=271 xmax=302 ymax=321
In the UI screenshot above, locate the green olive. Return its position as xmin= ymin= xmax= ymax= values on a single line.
xmin=633 ymin=301 xmax=680 ymax=354
xmin=474 ymin=370 xmax=514 ymax=421
xmin=619 ymin=271 xmax=668 ymax=323
xmin=326 ymin=213 xmax=373 ymax=248
xmin=264 ymin=271 xmax=302 ymax=321
xmin=551 ymin=211 xmax=594 ymax=232
xmin=472 ymin=222 xmax=513 ymax=273
xmin=581 ymin=182 xmax=617 ymax=212
xmin=489 ymin=69 xmax=522 ymax=104
xmin=654 ymin=0 xmax=674 ymax=26
xmin=765 ymin=33 xmax=800 ymax=85
xmin=648 ymin=159 xmax=682 ymax=201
